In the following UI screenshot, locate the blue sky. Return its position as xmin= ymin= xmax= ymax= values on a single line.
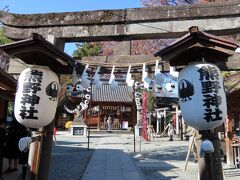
xmin=1 ymin=0 xmax=141 ymax=55
xmin=2 ymin=0 xmax=141 ymax=13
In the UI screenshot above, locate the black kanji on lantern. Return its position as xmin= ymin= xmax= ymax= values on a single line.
xmin=198 ymin=65 xmax=219 ymax=81
xmin=201 ymin=81 xmax=221 ymax=94
xmin=203 ymin=94 xmax=222 ymax=108
xmin=19 ymin=70 xmax=43 ymax=120
xmin=204 ymin=108 xmax=223 ymax=122
xmin=198 ymin=65 xmax=223 ymax=122
xmin=19 ymin=106 xmax=38 ymax=119
xmin=22 ymin=82 xmax=41 ymax=94
xmin=20 ymin=94 xmax=40 ymax=106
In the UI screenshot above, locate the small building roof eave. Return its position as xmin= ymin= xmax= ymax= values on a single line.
xmin=154 ymin=26 xmax=239 ymax=67
xmin=0 ymin=68 xmax=17 ymax=90
xmin=0 ymin=69 xmax=17 ymax=100
xmin=0 ymin=33 xmax=82 ymax=74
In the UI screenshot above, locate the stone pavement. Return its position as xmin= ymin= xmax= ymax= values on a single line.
xmin=1 ymin=130 xmax=240 ymax=180
xmin=82 ymin=133 xmax=145 ymax=180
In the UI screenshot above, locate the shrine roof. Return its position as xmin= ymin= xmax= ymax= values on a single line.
xmin=69 ymin=82 xmax=133 ymax=104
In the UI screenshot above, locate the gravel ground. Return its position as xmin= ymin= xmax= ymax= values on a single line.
xmin=131 ymin=137 xmax=199 ymax=180
xmin=49 ymin=132 xmax=100 ymax=180
xmin=130 ymin=137 xmax=240 ymax=180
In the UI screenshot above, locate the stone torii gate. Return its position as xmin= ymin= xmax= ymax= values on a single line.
xmin=1 ymin=1 xmax=240 ymax=71
xmin=1 ymin=2 xmax=240 ymax=179
xmin=1 ymin=1 xmax=240 ymax=41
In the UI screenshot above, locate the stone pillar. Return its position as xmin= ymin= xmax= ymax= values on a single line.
xmin=46 ymin=35 xmax=65 ymax=51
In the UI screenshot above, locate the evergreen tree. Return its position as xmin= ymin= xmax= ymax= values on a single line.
xmin=0 ymin=1 xmax=11 ymax=45
xmin=0 ymin=28 xmax=12 ymax=45
xmin=72 ymin=42 xmax=102 ymax=59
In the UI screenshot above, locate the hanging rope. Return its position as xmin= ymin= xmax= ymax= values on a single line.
xmin=77 ymin=58 xmax=165 ymax=69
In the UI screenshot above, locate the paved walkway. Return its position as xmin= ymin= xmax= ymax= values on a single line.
xmin=82 ymin=134 xmax=145 ymax=180
xmin=1 ymin=131 xmax=240 ymax=180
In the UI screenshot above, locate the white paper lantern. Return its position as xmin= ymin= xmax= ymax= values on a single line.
xmin=140 ymin=83 xmax=145 ymax=90
xmin=166 ymin=82 xmax=175 ymax=92
xmin=134 ymin=92 xmax=142 ymax=98
xmin=81 ymin=102 xmax=88 ymax=110
xmin=84 ymin=99 xmax=89 ymax=105
xmin=136 ymin=104 xmax=142 ymax=110
xmin=134 ymin=81 xmax=140 ymax=89
xmin=14 ymin=66 xmax=59 ymax=128
xmin=155 ymin=85 xmax=162 ymax=92
xmin=66 ymin=84 xmax=73 ymax=93
xmin=76 ymin=84 xmax=83 ymax=91
xmin=86 ymin=87 xmax=91 ymax=92
xmin=135 ymin=97 xmax=140 ymax=103
xmin=178 ymin=62 xmax=227 ymax=131
xmin=85 ymin=94 xmax=91 ymax=100
xmin=148 ymin=84 xmax=154 ymax=91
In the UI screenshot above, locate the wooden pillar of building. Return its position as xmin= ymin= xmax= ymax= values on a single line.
xmin=156 ymin=111 xmax=160 ymax=134
xmin=119 ymin=105 xmax=123 ymax=129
